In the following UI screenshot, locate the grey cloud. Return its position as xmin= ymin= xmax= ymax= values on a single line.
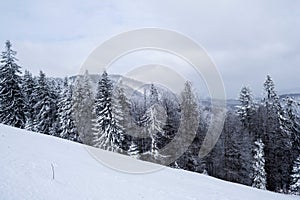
xmin=0 ymin=0 xmax=299 ymax=98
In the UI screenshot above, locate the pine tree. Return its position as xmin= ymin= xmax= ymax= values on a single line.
xmin=58 ymin=78 xmax=80 ymax=142
xmin=72 ymin=70 xmax=95 ymax=145
xmin=172 ymin=81 xmax=199 ymax=168
xmin=138 ymin=84 xmax=167 ymax=160
xmin=262 ymin=75 xmax=291 ymax=192
xmin=285 ymin=99 xmax=300 ymax=151
xmin=33 ymin=71 xmax=57 ymax=135
xmin=281 ymin=97 xmax=300 ymax=193
xmin=0 ymin=40 xmax=25 ymax=128
xmin=22 ymin=70 xmax=36 ymax=131
xmin=223 ymin=111 xmax=243 ymax=183
xmin=48 ymin=79 xmax=61 ymax=136
xmin=237 ymin=86 xmax=255 ymax=128
xmin=236 ymin=86 xmax=256 ymax=186
xmin=93 ymin=71 xmax=122 ymax=152
xmin=161 ymin=96 xmax=180 ymax=143
xmin=128 ymin=141 xmax=140 ymax=158
xmin=149 ymin=83 xmax=159 ymax=106
xmin=112 ymin=82 xmax=136 ymax=152
xmin=114 ymin=81 xmax=132 ymax=130
xmin=290 ymin=155 xmax=300 ymax=195
xmin=252 ymin=138 xmax=267 ymax=190
xmin=142 ymin=103 xmax=166 ymax=158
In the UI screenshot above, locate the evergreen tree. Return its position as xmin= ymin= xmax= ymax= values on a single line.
xmin=172 ymin=81 xmax=199 ymax=168
xmin=22 ymin=70 xmax=36 ymax=131
xmin=0 ymin=40 xmax=25 ymax=128
xmin=93 ymin=71 xmax=122 ymax=152
xmin=114 ymin=81 xmax=132 ymax=130
xmin=236 ymin=86 xmax=256 ymax=186
xmin=284 ymin=98 xmax=300 ymax=164
xmin=33 ymin=71 xmax=57 ymax=135
xmin=128 ymin=141 xmax=140 ymax=158
xmin=252 ymin=138 xmax=267 ymax=190
xmin=262 ymin=75 xmax=291 ymax=192
xmin=223 ymin=111 xmax=243 ymax=183
xmin=111 ymin=82 xmax=134 ymax=151
xmin=72 ymin=71 xmax=95 ymax=145
xmin=281 ymin=97 xmax=300 ymax=193
xmin=138 ymin=84 xmax=167 ymax=160
xmin=290 ymin=155 xmax=300 ymax=195
xmin=45 ymin=78 xmax=61 ymax=136
xmin=142 ymin=103 xmax=166 ymax=158
xmin=58 ymin=78 xmax=80 ymax=142
xmin=237 ymin=86 xmax=255 ymax=128
xmin=149 ymin=83 xmax=159 ymax=106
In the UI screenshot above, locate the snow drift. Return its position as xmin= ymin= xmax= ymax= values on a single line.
xmin=0 ymin=124 xmax=297 ymax=200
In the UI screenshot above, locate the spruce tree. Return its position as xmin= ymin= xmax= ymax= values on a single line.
xmin=173 ymin=81 xmax=199 ymax=168
xmin=263 ymin=75 xmax=291 ymax=192
xmin=138 ymin=84 xmax=167 ymax=160
xmin=114 ymin=81 xmax=132 ymax=130
xmin=72 ymin=70 xmax=95 ymax=145
xmin=58 ymin=78 xmax=80 ymax=142
xmin=290 ymin=155 xmax=300 ymax=195
xmin=142 ymin=103 xmax=166 ymax=158
xmin=33 ymin=71 xmax=57 ymax=135
xmin=22 ymin=70 xmax=36 ymax=131
xmin=128 ymin=141 xmax=140 ymax=158
xmin=149 ymin=83 xmax=159 ymax=106
xmin=237 ymin=86 xmax=255 ymax=128
xmin=47 ymin=79 xmax=61 ymax=136
xmin=252 ymin=138 xmax=267 ymax=190
xmin=223 ymin=111 xmax=243 ymax=183
xmin=0 ymin=40 xmax=25 ymax=128
xmin=236 ymin=86 xmax=256 ymax=186
xmin=93 ymin=71 xmax=122 ymax=152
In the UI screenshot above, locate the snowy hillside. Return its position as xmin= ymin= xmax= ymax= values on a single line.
xmin=0 ymin=124 xmax=297 ymax=200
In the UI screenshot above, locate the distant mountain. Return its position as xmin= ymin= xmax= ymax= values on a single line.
xmin=279 ymin=93 xmax=300 ymax=100
xmin=67 ymin=74 xmax=300 ymax=109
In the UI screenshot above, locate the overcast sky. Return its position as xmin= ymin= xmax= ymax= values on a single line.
xmin=0 ymin=0 xmax=299 ymax=98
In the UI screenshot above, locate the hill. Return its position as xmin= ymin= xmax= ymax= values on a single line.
xmin=0 ymin=124 xmax=297 ymax=200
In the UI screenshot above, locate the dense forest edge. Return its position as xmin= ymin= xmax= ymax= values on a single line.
xmin=1 ymin=40 xmax=299 ymax=195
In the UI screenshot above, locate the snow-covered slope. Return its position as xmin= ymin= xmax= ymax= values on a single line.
xmin=0 ymin=124 xmax=297 ymax=200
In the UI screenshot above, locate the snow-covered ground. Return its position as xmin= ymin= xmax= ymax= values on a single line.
xmin=0 ymin=124 xmax=298 ymax=200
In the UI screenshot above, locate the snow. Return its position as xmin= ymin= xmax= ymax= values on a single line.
xmin=0 ymin=124 xmax=298 ymax=200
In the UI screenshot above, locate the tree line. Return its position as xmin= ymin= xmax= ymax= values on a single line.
xmin=0 ymin=40 xmax=299 ymax=195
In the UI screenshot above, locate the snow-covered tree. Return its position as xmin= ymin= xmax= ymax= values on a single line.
xmin=72 ymin=70 xmax=95 ymax=145
xmin=284 ymin=98 xmax=300 ymax=156
xmin=223 ymin=111 xmax=243 ymax=183
xmin=0 ymin=40 xmax=25 ymax=128
xmin=93 ymin=71 xmax=123 ymax=152
xmin=33 ymin=71 xmax=57 ymax=135
xmin=172 ymin=81 xmax=199 ymax=168
xmin=236 ymin=86 xmax=256 ymax=186
xmin=237 ymin=86 xmax=255 ymax=128
xmin=58 ymin=78 xmax=80 ymax=142
xmin=142 ymin=103 xmax=166 ymax=158
xmin=262 ymin=75 xmax=291 ymax=192
xmin=22 ymin=70 xmax=36 ymax=131
xmin=114 ymin=81 xmax=132 ymax=130
xmin=290 ymin=155 xmax=300 ymax=195
xmin=128 ymin=141 xmax=140 ymax=158
xmin=48 ymin=79 xmax=60 ymax=136
xmin=252 ymin=138 xmax=266 ymax=190
xmin=149 ymin=83 xmax=159 ymax=106
xmin=138 ymin=84 xmax=167 ymax=160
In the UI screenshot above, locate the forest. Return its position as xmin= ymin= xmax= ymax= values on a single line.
xmin=0 ymin=40 xmax=299 ymax=195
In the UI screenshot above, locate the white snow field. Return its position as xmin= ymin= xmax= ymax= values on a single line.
xmin=0 ymin=124 xmax=298 ymax=200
